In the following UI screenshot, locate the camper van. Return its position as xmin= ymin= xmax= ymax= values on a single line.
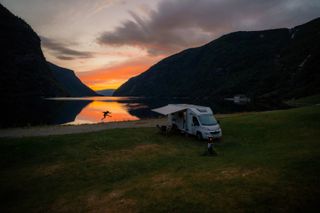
xmin=152 ymin=104 xmax=222 ymax=140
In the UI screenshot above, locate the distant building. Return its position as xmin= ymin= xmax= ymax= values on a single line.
xmin=224 ymin=94 xmax=251 ymax=104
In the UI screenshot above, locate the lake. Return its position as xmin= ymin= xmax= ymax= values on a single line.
xmin=0 ymin=96 xmax=289 ymax=128
xmin=46 ymin=97 xmax=149 ymax=125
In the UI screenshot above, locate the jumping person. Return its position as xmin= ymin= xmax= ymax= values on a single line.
xmin=101 ymin=110 xmax=112 ymax=120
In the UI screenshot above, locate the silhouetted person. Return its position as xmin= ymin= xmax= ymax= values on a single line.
xmin=203 ymin=137 xmax=217 ymax=156
xmin=101 ymin=110 xmax=112 ymax=120
xmin=208 ymin=140 xmax=214 ymax=155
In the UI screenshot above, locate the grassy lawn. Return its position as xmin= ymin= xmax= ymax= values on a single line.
xmin=1 ymin=106 xmax=320 ymax=212
xmin=286 ymin=94 xmax=320 ymax=106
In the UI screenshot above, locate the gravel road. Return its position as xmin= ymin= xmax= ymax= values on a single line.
xmin=0 ymin=119 xmax=167 ymax=138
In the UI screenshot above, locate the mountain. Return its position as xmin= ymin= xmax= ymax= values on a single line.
xmin=96 ymin=89 xmax=115 ymax=96
xmin=48 ymin=62 xmax=97 ymax=97
xmin=0 ymin=4 xmax=96 ymax=98
xmin=114 ymin=18 xmax=320 ymax=100
xmin=0 ymin=4 xmax=68 ymax=98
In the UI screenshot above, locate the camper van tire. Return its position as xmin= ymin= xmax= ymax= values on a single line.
xmin=196 ymin=132 xmax=203 ymax=140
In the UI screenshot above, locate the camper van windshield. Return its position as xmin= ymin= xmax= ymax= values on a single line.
xmin=199 ymin=114 xmax=217 ymax=126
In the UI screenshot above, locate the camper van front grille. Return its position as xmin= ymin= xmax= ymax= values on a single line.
xmin=210 ymin=131 xmax=220 ymax=135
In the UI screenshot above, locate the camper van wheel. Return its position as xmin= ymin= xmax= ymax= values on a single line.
xmin=196 ymin=132 xmax=203 ymax=140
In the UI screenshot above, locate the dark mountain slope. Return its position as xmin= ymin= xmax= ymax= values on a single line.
xmin=0 ymin=4 xmax=67 ymax=97
xmin=269 ymin=18 xmax=320 ymax=98
xmin=114 ymin=18 xmax=320 ymax=99
xmin=48 ymin=62 xmax=97 ymax=97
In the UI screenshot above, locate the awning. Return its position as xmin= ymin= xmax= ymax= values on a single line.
xmin=152 ymin=105 xmax=188 ymax=115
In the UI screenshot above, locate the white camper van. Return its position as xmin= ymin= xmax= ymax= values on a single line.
xmin=152 ymin=104 xmax=222 ymax=140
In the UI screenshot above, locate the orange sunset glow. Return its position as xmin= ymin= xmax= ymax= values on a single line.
xmin=78 ymin=57 xmax=161 ymax=90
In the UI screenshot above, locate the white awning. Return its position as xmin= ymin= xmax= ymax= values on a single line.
xmin=152 ymin=105 xmax=188 ymax=115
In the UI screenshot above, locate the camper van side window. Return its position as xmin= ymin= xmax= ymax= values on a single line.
xmin=193 ymin=116 xmax=200 ymax=126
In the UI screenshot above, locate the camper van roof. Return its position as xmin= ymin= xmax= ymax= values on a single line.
xmin=152 ymin=104 xmax=212 ymax=115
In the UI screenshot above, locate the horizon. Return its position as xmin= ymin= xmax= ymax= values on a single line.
xmin=2 ymin=0 xmax=320 ymax=91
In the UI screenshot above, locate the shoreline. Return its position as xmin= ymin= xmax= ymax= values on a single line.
xmin=0 ymin=111 xmax=250 ymax=138
xmin=0 ymin=118 xmax=167 ymax=138
xmin=1 ymin=105 xmax=315 ymax=138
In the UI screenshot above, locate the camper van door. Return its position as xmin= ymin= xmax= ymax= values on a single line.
xmin=186 ymin=109 xmax=193 ymax=134
xmin=191 ymin=115 xmax=200 ymax=135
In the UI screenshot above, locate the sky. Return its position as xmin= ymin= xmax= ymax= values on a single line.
xmin=2 ymin=0 xmax=320 ymax=90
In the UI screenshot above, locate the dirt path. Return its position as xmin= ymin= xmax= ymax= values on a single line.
xmin=0 ymin=119 xmax=166 ymax=138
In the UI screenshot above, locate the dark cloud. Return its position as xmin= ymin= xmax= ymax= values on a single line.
xmin=97 ymin=0 xmax=320 ymax=56
xmin=40 ymin=36 xmax=94 ymax=60
xmin=56 ymin=56 xmax=76 ymax=60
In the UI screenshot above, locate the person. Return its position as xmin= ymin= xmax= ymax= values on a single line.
xmin=101 ymin=110 xmax=112 ymax=120
xmin=207 ymin=137 xmax=217 ymax=156
xmin=208 ymin=138 xmax=213 ymax=154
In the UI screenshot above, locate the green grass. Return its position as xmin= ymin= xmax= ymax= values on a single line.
xmin=286 ymin=94 xmax=320 ymax=106
xmin=1 ymin=106 xmax=320 ymax=212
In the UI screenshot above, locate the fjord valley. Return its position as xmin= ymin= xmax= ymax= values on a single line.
xmin=1 ymin=0 xmax=320 ymax=212
xmin=0 ymin=2 xmax=320 ymax=128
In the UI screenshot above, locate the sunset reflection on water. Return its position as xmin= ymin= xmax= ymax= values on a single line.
xmin=48 ymin=97 xmax=144 ymax=125
xmin=72 ymin=101 xmax=139 ymax=124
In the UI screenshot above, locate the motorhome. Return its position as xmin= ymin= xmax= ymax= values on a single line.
xmin=152 ymin=104 xmax=222 ymax=140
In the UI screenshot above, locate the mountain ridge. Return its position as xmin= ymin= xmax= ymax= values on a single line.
xmin=114 ymin=17 xmax=320 ymax=100
xmin=96 ymin=89 xmax=115 ymax=96
xmin=48 ymin=62 xmax=97 ymax=97
xmin=0 ymin=4 xmax=97 ymax=98
xmin=0 ymin=3 xmax=68 ymax=97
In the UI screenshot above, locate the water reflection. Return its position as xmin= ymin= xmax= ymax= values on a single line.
xmin=0 ymin=98 xmax=91 ymax=128
xmin=65 ymin=100 xmax=140 ymax=125
xmin=0 ymin=96 xmax=289 ymax=128
xmin=47 ymin=97 xmax=148 ymax=125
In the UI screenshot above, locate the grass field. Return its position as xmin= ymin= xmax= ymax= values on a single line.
xmin=286 ymin=94 xmax=320 ymax=106
xmin=0 ymin=106 xmax=320 ymax=212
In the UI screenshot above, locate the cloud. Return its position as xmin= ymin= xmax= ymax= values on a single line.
xmin=97 ymin=0 xmax=320 ymax=56
xmin=40 ymin=36 xmax=94 ymax=60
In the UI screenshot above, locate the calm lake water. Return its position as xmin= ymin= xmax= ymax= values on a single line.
xmin=46 ymin=97 xmax=149 ymax=125
xmin=0 ymin=96 xmax=289 ymax=128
